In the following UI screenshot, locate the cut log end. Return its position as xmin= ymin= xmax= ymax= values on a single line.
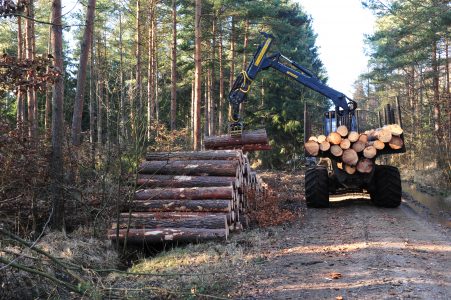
xmin=336 ymin=125 xmax=349 ymax=137
xmin=363 ymin=145 xmax=377 ymax=159
xmin=305 ymin=140 xmax=319 ymax=156
xmin=330 ymin=144 xmax=343 ymax=157
xmin=342 ymin=149 xmax=358 ymax=166
xmin=327 ymin=132 xmax=342 ymax=145
xmin=389 ymin=136 xmax=404 ymax=150
xmin=356 ymin=158 xmax=374 ymax=174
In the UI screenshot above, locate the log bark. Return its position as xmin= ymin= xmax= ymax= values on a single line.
xmin=135 ymin=186 xmax=234 ymax=200
xmin=319 ymin=141 xmax=330 ymax=152
xmin=330 ymin=145 xmax=343 ymax=157
xmin=388 ymin=136 xmax=404 ymax=150
xmin=204 ymin=129 xmax=268 ymax=149
xmin=145 ymin=150 xmax=242 ymax=161
xmin=139 ymin=160 xmax=239 ymax=176
xmin=241 ymin=144 xmax=272 ymax=151
xmin=348 ymin=131 xmax=359 ymax=142
xmin=352 ymin=141 xmax=366 ymax=153
xmin=336 ymin=125 xmax=348 ymax=137
xmin=356 ymin=158 xmax=373 ymax=173
xmin=363 ymin=145 xmax=377 ymax=159
xmin=108 ymin=228 xmax=227 ymax=242
xmin=342 ymin=149 xmax=358 ymax=166
xmin=327 ymin=132 xmax=342 ymax=145
xmin=131 ymin=199 xmax=232 ymax=212
xmin=340 ymin=138 xmax=351 ymax=150
xmin=113 ymin=214 xmax=227 ymax=230
xmin=136 ymin=175 xmax=235 ymax=188
xmin=368 ymin=140 xmax=385 ymax=150
xmin=304 ymin=140 xmax=319 ymax=156
xmin=120 ymin=212 xmax=234 ymax=225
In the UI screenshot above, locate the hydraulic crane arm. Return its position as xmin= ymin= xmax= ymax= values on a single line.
xmin=228 ymin=32 xmax=357 ymax=135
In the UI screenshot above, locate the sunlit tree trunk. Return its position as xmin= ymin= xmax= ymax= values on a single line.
xmin=25 ymin=0 xmax=37 ymax=139
xmin=209 ymin=16 xmax=216 ymax=135
xmin=16 ymin=15 xmax=24 ymax=129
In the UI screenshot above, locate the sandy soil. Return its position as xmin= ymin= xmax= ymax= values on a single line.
xmin=236 ymin=196 xmax=450 ymax=299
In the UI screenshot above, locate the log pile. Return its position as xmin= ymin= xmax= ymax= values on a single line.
xmin=305 ymin=124 xmax=404 ymax=174
xmin=108 ymin=150 xmax=267 ymax=244
xmin=204 ymin=129 xmax=271 ymax=151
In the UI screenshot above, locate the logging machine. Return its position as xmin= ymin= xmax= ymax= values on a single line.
xmin=227 ymin=32 xmax=405 ymax=208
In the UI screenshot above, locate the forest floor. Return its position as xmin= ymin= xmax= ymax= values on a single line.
xmin=113 ymin=170 xmax=450 ymax=299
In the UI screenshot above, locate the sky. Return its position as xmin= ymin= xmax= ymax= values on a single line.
xmin=298 ymin=0 xmax=376 ymax=96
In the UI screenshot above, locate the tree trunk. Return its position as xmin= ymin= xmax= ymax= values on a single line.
xmin=119 ymin=12 xmax=126 ymax=140
xmin=16 ymin=16 xmax=24 ymax=129
xmin=135 ymin=0 xmax=142 ymax=114
xmin=218 ymin=18 xmax=224 ymax=135
xmin=193 ymin=0 xmax=202 ymax=150
xmin=145 ymin=150 xmax=242 ymax=161
xmin=135 ymin=186 xmax=234 ymax=200
xmin=71 ymin=0 xmax=96 ymax=145
xmin=25 ymin=1 xmax=36 ymax=139
xmin=147 ymin=0 xmax=155 ymax=138
xmin=170 ymin=0 xmax=177 ymax=130
xmin=50 ymin=0 xmax=65 ymax=231
xmin=209 ymin=17 xmax=216 ymax=135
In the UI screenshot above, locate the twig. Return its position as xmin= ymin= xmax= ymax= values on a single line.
xmin=0 ymin=256 xmax=82 ymax=294
xmin=94 ymin=268 xmax=221 ymax=277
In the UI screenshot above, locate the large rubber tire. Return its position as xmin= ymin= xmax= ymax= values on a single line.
xmin=305 ymin=167 xmax=329 ymax=208
xmin=370 ymin=165 xmax=402 ymax=208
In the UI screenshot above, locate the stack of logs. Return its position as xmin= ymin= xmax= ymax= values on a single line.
xmin=204 ymin=129 xmax=271 ymax=151
xmin=108 ymin=150 xmax=267 ymax=243
xmin=304 ymin=124 xmax=404 ymax=174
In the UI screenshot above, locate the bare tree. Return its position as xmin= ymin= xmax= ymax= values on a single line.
xmin=71 ymin=0 xmax=97 ymax=145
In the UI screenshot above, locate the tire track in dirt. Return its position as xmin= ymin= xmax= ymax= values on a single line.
xmin=239 ymin=199 xmax=450 ymax=299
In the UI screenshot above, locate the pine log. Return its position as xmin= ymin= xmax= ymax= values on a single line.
xmin=317 ymin=135 xmax=327 ymax=143
xmin=204 ymin=129 xmax=268 ymax=149
xmin=348 ymin=131 xmax=360 ymax=142
xmin=305 ymin=140 xmax=319 ymax=156
xmin=368 ymin=140 xmax=385 ymax=150
xmin=388 ymin=136 xmax=404 ymax=150
xmin=358 ymin=134 xmax=368 ymax=143
xmin=145 ymin=150 xmax=242 ymax=161
xmin=131 ymin=199 xmax=232 ymax=212
xmin=319 ymin=141 xmax=330 ymax=152
xmin=136 ymin=175 xmax=235 ymax=188
xmin=337 ymin=162 xmax=343 ymax=170
xmin=113 ymin=214 xmax=227 ymax=230
xmin=384 ymin=124 xmax=403 ymax=136
xmin=308 ymin=136 xmax=318 ymax=142
xmin=366 ymin=128 xmax=392 ymax=143
xmin=340 ymin=138 xmax=351 ymax=150
xmin=119 ymin=212 xmax=233 ymax=225
xmin=108 ymin=228 xmax=227 ymax=243
xmin=327 ymin=132 xmax=342 ymax=145
xmin=135 ymin=186 xmax=234 ymax=200
xmin=356 ymin=158 xmax=374 ymax=173
xmin=352 ymin=141 xmax=366 ymax=153
xmin=336 ymin=125 xmax=349 ymax=137
xmin=139 ymin=160 xmax=239 ymax=176
xmin=344 ymin=164 xmax=356 ymax=175
xmin=342 ymin=149 xmax=358 ymax=166
xmin=241 ymin=144 xmax=272 ymax=151
xmin=330 ymin=144 xmax=343 ymax=157
xmin=363 ymin=145 xmax=377 ymax=159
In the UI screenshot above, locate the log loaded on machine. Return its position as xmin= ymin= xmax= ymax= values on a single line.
xmin=109 ymin=33 xmax=405 ymax=245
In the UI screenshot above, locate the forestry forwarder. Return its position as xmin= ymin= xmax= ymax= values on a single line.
xmin=227 ymin=32 xmax=405 ymax=208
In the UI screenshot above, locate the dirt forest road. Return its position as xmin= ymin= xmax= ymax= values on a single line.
xmin=239 ymin=198 xmax=450 ymax=299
